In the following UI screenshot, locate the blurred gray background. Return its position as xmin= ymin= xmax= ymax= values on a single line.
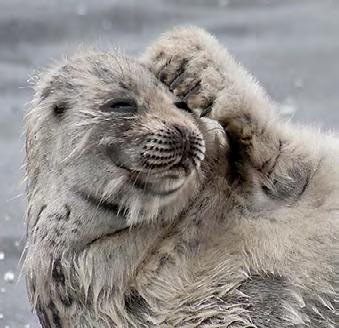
xmin=0 ymin=0 xmax=338 ymax=326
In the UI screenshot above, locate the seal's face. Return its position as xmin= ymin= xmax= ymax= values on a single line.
xmin=97 ymin=89 xmax=205 ymax=199
xmin=26 ymin=53 xmax=222 ymax=226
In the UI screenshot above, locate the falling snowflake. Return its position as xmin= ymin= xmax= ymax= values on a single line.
xmin=3 ymin=271 xmax=15 ymax=283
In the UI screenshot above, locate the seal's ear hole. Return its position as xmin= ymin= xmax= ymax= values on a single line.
xmin=53 ymin=103 xmax=67 ymax=117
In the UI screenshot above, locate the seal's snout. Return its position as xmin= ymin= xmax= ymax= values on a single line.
xmin=142 ymin=124 xmax=205 ymax=172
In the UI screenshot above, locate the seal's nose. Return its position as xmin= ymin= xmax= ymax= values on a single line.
xmin=141 ymin=124 xmax=205 ymax=171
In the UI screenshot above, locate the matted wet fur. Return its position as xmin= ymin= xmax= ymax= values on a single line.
xmin=24 ymin=26 xmax=338 ymax=327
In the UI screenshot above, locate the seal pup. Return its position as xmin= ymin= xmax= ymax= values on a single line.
xmin=24 ymin=29 xmax=338 ymax=327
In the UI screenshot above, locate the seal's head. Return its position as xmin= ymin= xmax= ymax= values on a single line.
xmin=26 ymin=51 xmax=224 ymax=244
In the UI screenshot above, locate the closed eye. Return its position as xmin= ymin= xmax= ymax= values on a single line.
xmin=101 ymin=98 xmax=138 ymax=114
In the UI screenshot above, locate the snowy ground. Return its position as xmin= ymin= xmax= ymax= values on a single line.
xmin=0 ymin=0 xmax=338 ymax=326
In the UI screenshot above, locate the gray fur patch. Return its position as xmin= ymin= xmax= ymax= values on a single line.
xmin=239 ymin=275 xmax=291 ymax=327
xmin=124 ymin=288 xmax=153 ymax=322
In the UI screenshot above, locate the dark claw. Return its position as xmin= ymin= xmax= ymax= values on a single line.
xmin=200 ymin=106 xmax=212 ymax=117
xmin=167 ymin=59 xmax=188 ymax=87
xmin=169 ymin=72 xmax=185 ymax=91
xmin=183 ymin=80 xmax=201 ymax=101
